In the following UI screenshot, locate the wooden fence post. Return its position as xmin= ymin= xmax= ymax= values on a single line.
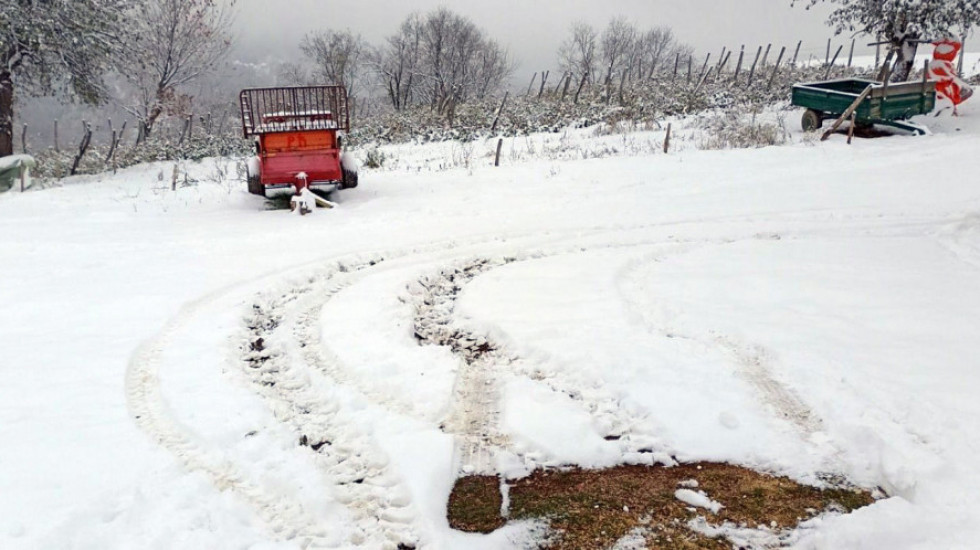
xmin=792 ymin=40 xmax=802 ymax=66
xmin=687 ymin=56 xmax=693 ymax=82
xmin=69 ymin=122 xmax=93 ymax=176
xmin=847 ymin=39 xmax=855 ymax=68
xmin=553 ymin=72 xmax=566 ymax=93
xmin=718 ymin=50 xmax=732 ymax=75
xmin=663 ymin=123 xmax=671 ymax=154
xmin=877 ymin=51 xmax=894 ymax=82
xmin=825 ymin=38 xmax=831 ymax=66
xmin=494 ymin=138 xmax=503 ymax=167
xmin=761 ymin=43 xmax=772 ymax=67
xmin=491 ymin=92 xmax=509 ymax=133
xmin=733 ymin=46 xmax=745 ymax=81
xmin=538 ymin=70 xmax=550 ymax=98
xmin=921 ymin=59 xmax=930 ymax=114
xmin=767 ymin=46 xmax=786 ymax=90
xmin=525 ymin=72 xmax=537 ymax=97
xmin=574 ymin=71 xmax=589 ymax=104
xmin=698 ymin=53 xmax=711 ymax=83
xmin=178 ymin=116 xmax=191 ymax=145
xmin=825 ymin=45 xmax=843 ymax=79
xmin=694 ymin=67 xmax=713 ymax=94
xmin=105 ymin=121 xmax=127 ymax=168
xmin=673 ymin=52 xmax=680 ymax=81
xmin=20 ymin=123 xmax=27 ymax=154
xmin=748 ymin=46 xmax=762 ymax=86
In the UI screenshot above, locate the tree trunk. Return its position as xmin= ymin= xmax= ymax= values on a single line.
xmin=0 ymin=71 xmax=13 ymax=157
xmin=891 ymin=39 xmax=918 ymax=82
xmin=144 ymin=104 xmax=163 ymax=137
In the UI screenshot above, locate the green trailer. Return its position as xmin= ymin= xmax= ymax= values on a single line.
xmin=791 ymin=78 xmax=936 ymax=135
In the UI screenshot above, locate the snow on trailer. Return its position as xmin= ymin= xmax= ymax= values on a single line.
xmin=239 ymin=86 xmax=357 ymax=205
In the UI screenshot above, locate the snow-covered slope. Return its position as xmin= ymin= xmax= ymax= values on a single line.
xmin=1 ymin=103 xmax=979 ymax=549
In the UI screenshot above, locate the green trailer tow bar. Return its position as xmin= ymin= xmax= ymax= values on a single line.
xmin=791 ymin=78 xmax=936 ymax=135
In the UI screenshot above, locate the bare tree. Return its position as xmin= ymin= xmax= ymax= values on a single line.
xmin=600 ymin=17 xmax=638 ymax=84
xmin=1 ymin=0 xmax=131 ymax=157
xmin=373 ymin=8 xmax=513 ymax=112
xmin=634 ymin=26 xmax=678 ymax=79
xmin=301 ymin=29 xmax=367 ymax=102
xmin=276 ymin=62 xmax=310 ymax=86
xmin=372 ymin=13 xmax=425 ymax=111
xmin=117 ymin=0 xmax=234 ymax=137
xmin=472 ymin=38 xmax=515 ymax=100
xmin=558 ymin=23 xmax=598 ymax=83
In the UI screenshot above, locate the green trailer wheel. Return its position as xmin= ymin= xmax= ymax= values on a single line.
xmin=802 ymin=109 xmax=823 ymax=132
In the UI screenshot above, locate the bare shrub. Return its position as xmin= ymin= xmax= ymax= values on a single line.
xmin=697 ymin=112 xmax=787 ymax=150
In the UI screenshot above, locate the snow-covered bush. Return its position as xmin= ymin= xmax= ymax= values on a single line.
xmin=30 ymin=131 xmax=250 ymax=181
xmin=696 ymin=112 xmax=788 ymax=150
xmin=363 ymin=148 xmax=387 ymax=169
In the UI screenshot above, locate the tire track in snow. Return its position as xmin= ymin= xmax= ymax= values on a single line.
xmin=615 ymin=238 xmax=827 ymax=438
xmin=125 ymin=217 xmax=852 ymax=546
xmin=240 ymin=257 xmax=422 ymax=549
xmin=123 ymin=234 xmax=553 ymax=549
xmin=407 ymin=258 xmax=518 ymax=475
xmin=125 ymin=290 xmax=338 ymax=548
xmin=407 ymin=254 xmax=679 ymax=474
xmin=935 ymin=212 xmax=980 ymax=271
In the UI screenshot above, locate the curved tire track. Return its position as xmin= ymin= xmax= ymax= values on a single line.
xmin=407 ymin=255 xmax=678 ymax=473
xmin=126 ymin=218 xmax=862 ymax=546
xmin=240 ymin=257 xmax=422 ymax=549
xmin=615 ymin=239 xmax=830 ymax=440
xmin=126 ymin=290 xmax=338 ymax=548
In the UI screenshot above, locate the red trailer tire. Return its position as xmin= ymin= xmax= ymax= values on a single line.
xmin=342 ymin=168 xmax=358 ymax=189
xmin=247 ymin=173 xmax=265 ymax=197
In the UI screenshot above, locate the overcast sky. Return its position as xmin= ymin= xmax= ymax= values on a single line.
xmin=231 ymin=0 xmax=851 ymax=81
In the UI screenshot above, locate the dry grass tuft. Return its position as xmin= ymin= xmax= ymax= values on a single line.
xmin=448 ymin=462 xmax=875 ymax=549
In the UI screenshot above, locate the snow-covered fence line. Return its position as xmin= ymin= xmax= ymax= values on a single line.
xmin=349 ymin=62 xmax=871 ymax=148
xmin=352 ymin=36 xmax=980 ymax=149
xmin=22 ymin=112 xmax=250 ymax=183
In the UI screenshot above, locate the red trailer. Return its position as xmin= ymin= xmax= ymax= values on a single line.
xmin=240 ymin=85 xmax=358 ymax=198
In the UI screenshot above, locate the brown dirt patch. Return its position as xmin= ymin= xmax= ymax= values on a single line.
xmin=448 ymin=475 xmax=507 ymax=533
xmin=448 ymin=462 xmax=875 ymax=549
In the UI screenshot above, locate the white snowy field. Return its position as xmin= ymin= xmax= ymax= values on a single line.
xmin=1 ymin=102 xmax=980 ymax=549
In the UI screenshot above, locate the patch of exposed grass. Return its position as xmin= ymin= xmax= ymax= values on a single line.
xmin=447 ymin=475 xmax=506 ymax=533
xmin=448 ymin=463 xmax=875 ymax=549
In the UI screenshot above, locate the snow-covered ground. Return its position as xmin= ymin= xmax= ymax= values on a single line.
xmin=2 ymin=100 xmax=980 ymax=549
